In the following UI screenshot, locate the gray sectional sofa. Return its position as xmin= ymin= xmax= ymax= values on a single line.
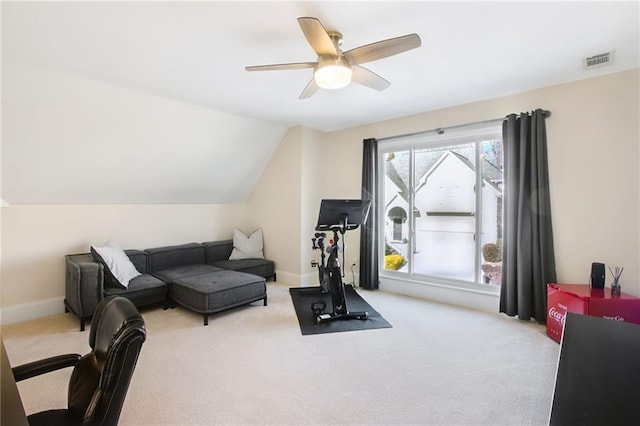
xmin=65 ymin=240 xmax=275 ymax=330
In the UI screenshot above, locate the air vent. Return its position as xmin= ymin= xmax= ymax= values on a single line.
xmin=583 ymin=51 xmax=615 ymax=69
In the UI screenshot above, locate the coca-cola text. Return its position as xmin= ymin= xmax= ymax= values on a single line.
xmin=548 ymin=306 xmax=566 ymax=325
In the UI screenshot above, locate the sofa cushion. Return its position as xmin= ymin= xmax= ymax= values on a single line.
xmin=153 ymin=264 xmax=222 ymax=283
xmin=124 ymin=250 xmax=148 ymax=274
xmin=145 ymin=243 xmax=206 ymax=273
xmin=103 ymin=273 xmax=167 ymax=307
xmin=211 ymin=259 xmax=274 ymax=279
xmin=91 ymin=241 xmax=141 ymax=288
xmin=171 ymin=270 xmax=266 ymax=314
xmin=203 ymin=240 xmax=233 ymax=263
xmin=229 ymin=228 xmax=264 ymax=260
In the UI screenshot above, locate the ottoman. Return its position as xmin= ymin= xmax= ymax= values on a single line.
xmin=170 ymin=270 xmax=267 ymax=325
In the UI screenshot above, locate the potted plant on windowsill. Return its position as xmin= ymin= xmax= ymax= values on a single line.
xmin=481 ymin=241 xmax=502 ymax=285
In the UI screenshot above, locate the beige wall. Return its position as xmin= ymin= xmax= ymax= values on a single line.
xmin=544 ymin=70 xmax=639 ymax=293
xmin=245 ymin=126 xmax=328 ymax=285
xmin=246 ymin=127 xmax=304 ymax=284
xmin=299 ymin=127 xmax=328 ymax=284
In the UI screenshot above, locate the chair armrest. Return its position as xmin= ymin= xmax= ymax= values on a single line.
xmin=12 ymin=353 xmax=81 ymax=382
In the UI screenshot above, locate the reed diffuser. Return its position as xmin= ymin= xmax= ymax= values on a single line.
xmin=609 ymin=266 xmax=624 ymax=296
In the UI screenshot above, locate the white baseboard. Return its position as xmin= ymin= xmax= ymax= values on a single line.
xmin=272 ymin=270 xmax=303 ymax=286
xmin=0 ymin=296 xmax=66 ymax=325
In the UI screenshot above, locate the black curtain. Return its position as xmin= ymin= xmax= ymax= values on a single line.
xmin=500 ymin=109 xmax=556 ymax=323
xmin=359 ymin=138 xmax=379 ymax=289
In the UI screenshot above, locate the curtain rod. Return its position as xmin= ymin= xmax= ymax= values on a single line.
xmin=377 ymin=110 xmax=551 ymax=142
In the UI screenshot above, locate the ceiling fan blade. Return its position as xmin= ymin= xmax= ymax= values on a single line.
xmin=297 ymin=17 xmax=338 ymax=56
xmin=299 ymin=79 xmax=319 ymax=99
xmin=245 ymin=62 xmax=316 ymax=72
xmin=344 ymin=33 xmax=421 ymax=65
xmin=351 ymin=65 xmax=390 ymax=91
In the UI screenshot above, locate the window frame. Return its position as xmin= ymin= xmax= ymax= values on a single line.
xmin=378 ymin=124 xmax=503 ymax=292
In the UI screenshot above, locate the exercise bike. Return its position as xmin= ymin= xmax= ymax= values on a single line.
xmin=311 ymin=232 xmax=330 ymax=294
xmin=311 ymin=199 xmax=371 ymax=324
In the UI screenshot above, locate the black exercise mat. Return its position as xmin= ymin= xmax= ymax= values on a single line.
xmin=289 ymin=285 xmax=392 ymax=335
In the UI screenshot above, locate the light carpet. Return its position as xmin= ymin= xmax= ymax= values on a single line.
xmin=1 ymin=283 xmax=559 ymax=425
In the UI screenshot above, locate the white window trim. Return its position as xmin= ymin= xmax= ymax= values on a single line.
xmin=378 ymin=123 xmax=502 ymax=296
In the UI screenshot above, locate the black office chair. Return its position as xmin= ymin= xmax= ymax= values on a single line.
xmin=13 ymin=296 xmax=146 ymax=426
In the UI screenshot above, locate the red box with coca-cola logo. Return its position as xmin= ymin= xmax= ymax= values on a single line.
xmin=546 ymin=283 xmax=640 ymax=343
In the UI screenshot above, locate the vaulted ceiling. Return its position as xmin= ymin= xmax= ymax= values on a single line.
xmin=4 ymin=1 xmax=638 ymax=131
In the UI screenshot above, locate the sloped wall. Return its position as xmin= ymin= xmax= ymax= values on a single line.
xmin=2 ymin=62 xmax=286 ymax=204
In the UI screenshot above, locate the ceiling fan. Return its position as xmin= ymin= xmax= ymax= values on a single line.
xmin=245 ymin=17 xmax=421 ymax=99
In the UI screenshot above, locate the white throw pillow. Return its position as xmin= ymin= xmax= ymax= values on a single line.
xmin=91 ymin=241 xmax=141 ymax=288
xmin=229 ymin=228 xmax=264 ymax=260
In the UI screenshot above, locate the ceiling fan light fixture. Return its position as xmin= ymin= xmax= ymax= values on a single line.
xmin=314 ymin=60 xmax=352 ymax=89
xmin=246 ymin=17 xmax=422 ymax=98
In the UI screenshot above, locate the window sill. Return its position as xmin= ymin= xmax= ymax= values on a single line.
xmin=379 ymin=272 xmax=501 ymax=314
xmin=381 ymin=272 xmax=500 ymax=296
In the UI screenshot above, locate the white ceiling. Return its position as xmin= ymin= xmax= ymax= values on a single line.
xmin=3 ymin=1 xmax=639 ymax=132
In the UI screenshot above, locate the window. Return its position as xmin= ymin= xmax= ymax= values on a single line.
xmin=379 ymin=124 xmax=503 ymax=287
